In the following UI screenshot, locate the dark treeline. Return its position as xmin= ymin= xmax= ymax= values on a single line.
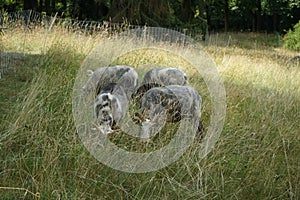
xmin=1 ymin=0 xmax=300 ymax=34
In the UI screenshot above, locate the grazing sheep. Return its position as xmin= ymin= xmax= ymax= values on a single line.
xmin=82 ymin=65 xmax=138 ymax=99
xmin=132 ymin=67 xmax=188 ymax=104
xmin=82 ymin=65 xmax=138 ymax=134
xmin=140 ymin=85 xmax=202 ymax=139
xmin=141 ymin=67 xmax=188 ymax=86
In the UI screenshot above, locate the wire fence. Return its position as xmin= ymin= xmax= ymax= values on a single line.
xmin=0 ymin=10 xmax=207 ymax=79
xmin=0 ymin=10 xmax=52 ymax=79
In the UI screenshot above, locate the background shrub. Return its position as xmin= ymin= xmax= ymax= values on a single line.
xmin=284 ymin=20 xmax=300 ymax=51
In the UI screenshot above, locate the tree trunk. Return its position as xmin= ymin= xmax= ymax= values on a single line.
xmin=39 ymin=0 xmax=44 ymax=12
xmin=256 ymin=0 xmax=262 ymax=32
xmin=272 ymin=14 xmax=279 ymax=32
xmin=96 ymin=1 xmax=109 ymax=18
xmin=45 ymin=0 xmax=51 ymax=14
xmin=62 ymin=0 xmax=67 ymax=12
xmin=127 ymin=0 xmax=135 ymax=23
xmin=252 ymin=13 xmax=256 ymax=32
xmin=206 ymin=3 xmax=211 ymax=32
xmin=109 ymin=0 xmax=127 ymax=22
xmin=51 ymin=0 xmax=56 ymax=13
xmin=198 ymin=0 xmax=207 ymax=40
xmin=182 ymin=0 xmax=193 ymax=22
xmin=224 ymin=0 xmax=229 ymax=32
xmin=23 ymin=0 xmax=38 ymax=10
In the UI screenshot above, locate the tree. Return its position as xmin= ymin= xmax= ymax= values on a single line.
xmin=181 ymin=0 xmax=194 ymax=23
xmin=51 ymin=0 xmax=55 ymax=13
xmin=23 ymin=0 xmax=37 ymax=10
xmin=256 ymin=0 xmax=262 ymax=31
xmin=62 ymin=0 xmax=67 ymax=11
xmin=95 ymin=1 xmax=108 ymax=19
xmin=45 ymin=0 xmax=51 ymax=14
xmin=38 ymin=0 xmax=43 ymax=12
xmin=202 ymin=0 xmax=224 ymax=32
xmin=224 ymin=0 xmax=229 ymax=32
xmin=1 ymin=0 xmax=299 ymax=34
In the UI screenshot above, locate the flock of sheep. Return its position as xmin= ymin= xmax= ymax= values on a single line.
xmin=82 ymin=65 xmax=203 ymax=140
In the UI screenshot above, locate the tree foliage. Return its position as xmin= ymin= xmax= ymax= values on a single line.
xmin=284 ymin=20 xmax=300 ymax=51
xmin=1 ymin=0 xmax=300 ymax=34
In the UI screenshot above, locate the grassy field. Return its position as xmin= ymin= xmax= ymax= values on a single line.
xmin=0 ymin=28 xmax=299 ymax=199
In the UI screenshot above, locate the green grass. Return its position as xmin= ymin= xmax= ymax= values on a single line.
xmin=0 ymin=29 xmax=299 ymax=199
xmin=204 ymin=32 xmax=282 ymax=49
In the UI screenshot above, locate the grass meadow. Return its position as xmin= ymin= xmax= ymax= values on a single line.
xmin=0 ymin=27 xmax=299 ymax=199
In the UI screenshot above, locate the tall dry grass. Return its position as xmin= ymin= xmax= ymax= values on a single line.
xmin=0 ymin=29 xmax=299 ymax=199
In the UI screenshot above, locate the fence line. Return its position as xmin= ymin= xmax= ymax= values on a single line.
xmin=0 ymin=10 xmax=205 ymax=79
xmin=0 ymin=10 xmax=52 ymax=79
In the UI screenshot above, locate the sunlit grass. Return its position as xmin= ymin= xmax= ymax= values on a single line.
xmin=0 ymin=27 xmax=299 ymax=199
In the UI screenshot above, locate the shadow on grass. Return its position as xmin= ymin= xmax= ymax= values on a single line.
xmin=0 ymin=52 xmax=43 ymax=124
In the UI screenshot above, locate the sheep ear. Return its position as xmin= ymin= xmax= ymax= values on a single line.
xmin=110 ymin=96 xmax=122 ymax=122
xmin=110 ymin=96 xmax=118 ymax=112
xmin=87 ymin=70 xmax=94 ymax=77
